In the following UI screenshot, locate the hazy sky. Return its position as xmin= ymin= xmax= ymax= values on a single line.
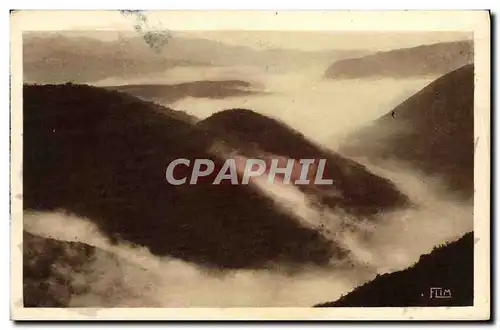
xmin=178 ymin=31 xmax=471 ymax=52
xmin=18 ymin=10 xmax=472 ymax=52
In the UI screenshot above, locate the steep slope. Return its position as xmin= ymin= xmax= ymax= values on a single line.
xmin=325 ymin=41 xmax=473 ymax=79
xmin=23 ymin=84 xmax=336 ymax=269
xmin=316 ymin=232 xmax=474 ymax=307
xmin=198 ymin=109 xmax=410 ymax=216
xmin=339 ymin=64 xmax=474 ymax=198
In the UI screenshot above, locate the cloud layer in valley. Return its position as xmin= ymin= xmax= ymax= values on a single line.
xmin=23 ymin=158 xmax=472 ymax=307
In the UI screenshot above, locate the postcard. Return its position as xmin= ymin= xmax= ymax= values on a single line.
xmin=10 ymin=10 xmax=491 ymax=321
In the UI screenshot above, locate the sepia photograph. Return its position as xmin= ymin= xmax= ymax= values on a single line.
xmin=10 ymin=10 xmax=491 ymax=321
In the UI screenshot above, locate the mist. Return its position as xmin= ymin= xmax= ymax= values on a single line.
xmin=22 ymin=50 xmax=472 ymax=307
xmin=93 ymin=63 xmax=437 ymax=145
xmin=23 ymin=152 xmax=472 ymax=307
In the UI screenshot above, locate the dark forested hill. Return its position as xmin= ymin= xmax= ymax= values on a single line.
xmin=316 ymin=232 xmax=474 ymax=307
xmin=23 ymin=84 xmax=336 ymax=269
xmin=199 ymin=109 xmax=410 ymax=215
xmin=23 ymin=230 xmax=97 ymax=307
xmin=339 ymin=64 xmax=474 ymax=199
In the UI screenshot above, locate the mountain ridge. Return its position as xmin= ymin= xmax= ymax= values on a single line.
xmin=324 ymin=40 xmax=473 ymax=79
xmin=338 ymin=64 xmax=474 ymax=199
xmin=199 ymin=108 xmax=411 ymax=216
xmin=23 ymin=83 xmax=346 ymax=269
xmin=24 ymin=31 xmax=366 ymax=84
xmin=316 ymin=231 xmax=474 ymax=307
xmin=105 ymin=79 xmax=263 ymax=105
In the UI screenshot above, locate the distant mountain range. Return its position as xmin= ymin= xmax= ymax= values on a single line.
xmin=324 ymin=41 xmax=473 ymax=79
xmin=106 ymin=80 xmax=263 ymax=105
xmin=23 ymin=31 xmax=368 ymax=84
xmin=338 ymin=64 xmax=474 ymax=199
xmin=316 ymin=231 xmax=474 ymax=307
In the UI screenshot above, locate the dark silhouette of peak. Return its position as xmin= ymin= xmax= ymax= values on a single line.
xmin=324 ymin=40 xmax=473 ymax=79
xmin=201 ymin=108 xmax=314 ymax=154
xmin=199 ymin=108 xmax=410 ymax=216
xmin=339 ymin=64 xmax=474 ymax=199
xmin=23 ymin=84 xmax=336 ymax=269
xmin=316 ymin=232 xmax=474 ymax=307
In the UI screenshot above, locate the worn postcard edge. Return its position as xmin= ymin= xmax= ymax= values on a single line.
xmin=9 ymin=10 xmax=491 ymax=321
